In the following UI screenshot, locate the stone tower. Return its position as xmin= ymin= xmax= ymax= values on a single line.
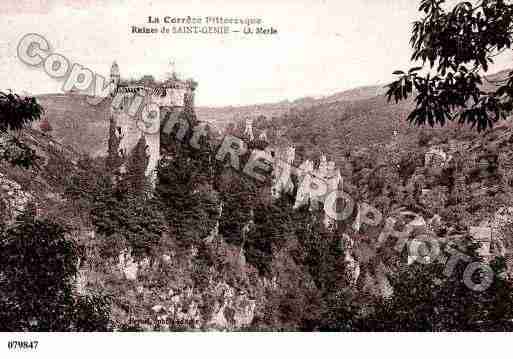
xmin=244 ymin=117 xmax=254 ymax=141
xmin=110 ymin=61 xmax=120 ymax=92
xmin=108 ymin=62 xmax=195 ymax=185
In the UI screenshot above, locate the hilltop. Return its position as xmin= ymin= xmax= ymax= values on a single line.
xmin=195 ymin=84 xmax=387 ymax=130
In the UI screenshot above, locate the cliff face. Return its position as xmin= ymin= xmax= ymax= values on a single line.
xmin=76 ymin=242 xmax=264 ymax=331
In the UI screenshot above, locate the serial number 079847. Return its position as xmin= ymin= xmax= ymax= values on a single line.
xmin=7 ymin=340 xmax=38 ymax=350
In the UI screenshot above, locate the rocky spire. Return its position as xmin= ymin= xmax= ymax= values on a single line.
xmin=292 ymin=159 xmax=315 ymax=210
xmin=110 ymin=61 xmax=120 ymax=84
xmin=244 ymin=117 xmax=254 ymax=141
xmin=271 ymin=146 xmax=295 ymax=199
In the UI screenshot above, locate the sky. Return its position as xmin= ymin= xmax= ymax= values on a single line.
xmin=1 ymin=0 xmax=512 ymax=106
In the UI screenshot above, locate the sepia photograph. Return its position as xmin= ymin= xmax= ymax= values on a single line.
xmin=1 ymin=0 xmax=513 ymax=357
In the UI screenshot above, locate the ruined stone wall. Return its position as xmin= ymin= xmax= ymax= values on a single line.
xmin=109 ymin=91 xmax=186 ymax=183
xmin=110 ymin=97 xmax=160 ymax=180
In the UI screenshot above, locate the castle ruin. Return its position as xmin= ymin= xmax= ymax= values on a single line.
xmin=108 ymin=61 xmax=196 ymax=183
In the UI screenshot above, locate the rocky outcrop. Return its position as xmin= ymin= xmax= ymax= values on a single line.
xmin=112 ymin=281 xmax=257 ymax=331
xmin=117 ymin=249 xmax=139 ymax=281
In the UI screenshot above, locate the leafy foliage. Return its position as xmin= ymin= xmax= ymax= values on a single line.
xmin=90 ymin=174 xmax=165 ymax=259
xmin=365 ymin=246 xmax=513 ymax=331
xmin=387 ymin=0 xmax=513 ymax=131
xmin=121 ymin=135 xmax=151 ymax=194
xmin=0 ymin=92 xmax=43 ymax=168
xmin=156 ymin=152 xmax=218 ymax=247
xmin=0 ymin=92 xmax=43 ymax=131
xmin=243 ymin=196 xmax=293 ymax=275
xmin=0 ymin=213 xmax=111 ymax=331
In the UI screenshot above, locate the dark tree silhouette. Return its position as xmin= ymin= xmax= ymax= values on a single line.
xmin=0 ymin=92 xmax=44 ymax=167
xmin=0 ymin=213 xmax=111 ymax=331
xmin=361 ymin=245 xmax=513 ymax=331
xmin=387 ymin=0 xmax=513 ymax=131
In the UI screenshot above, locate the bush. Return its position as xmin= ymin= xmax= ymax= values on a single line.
xmin=0 ymin=214 xmax=111 ymax=331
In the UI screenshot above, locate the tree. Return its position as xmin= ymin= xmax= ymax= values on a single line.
xmin=156 ymin=154 xmax=218 ymax=247
xmin=105 ymin=116 xmax=122 ymax=175
xmin=0 ymin=92 xmax=42 ymax=132
xmin=364 ymin=244 xmax=513 ymax=331
xmin=121 ymin=135 xmax=150 ymax=194
xmin=244 ymin=196 xmax=293 ymax=275
xmin=218 ymin=171 xmax=256 ymax=246
xmin=0 ymin=92 xmax=43 ymax=168
xmin=387 ymin=0 xmax=513 ymax=131
xmin=0 ymin=212 xmax=111 ymax=331
xmin=90 ymin=173 xmax=165 ymax=259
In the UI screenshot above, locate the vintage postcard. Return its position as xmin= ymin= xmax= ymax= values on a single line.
xmin=1 ymin=0 xmax=513 ymax=357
